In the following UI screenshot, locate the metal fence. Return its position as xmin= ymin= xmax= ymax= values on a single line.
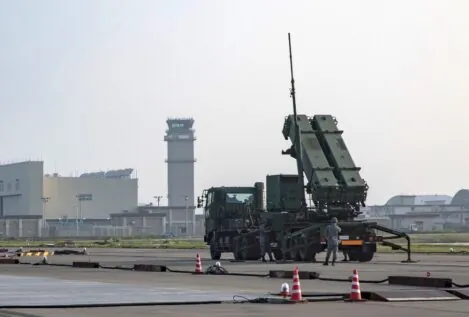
xmin=43 ymin=223 xmax=132 ymax=238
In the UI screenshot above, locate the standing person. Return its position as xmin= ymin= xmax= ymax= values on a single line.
xmin=259 ymin=222 xmax=274 ymax=262
xmin=323 ymin=217 xmax=341 ymax=266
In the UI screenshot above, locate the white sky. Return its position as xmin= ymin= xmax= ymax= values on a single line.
xmin=1 ymin=0 xmax=468 ymax=206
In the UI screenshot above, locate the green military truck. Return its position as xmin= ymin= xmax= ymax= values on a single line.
xmin=197 ymin=34 xmax=412 ymax=263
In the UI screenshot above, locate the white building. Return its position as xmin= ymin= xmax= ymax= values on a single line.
xmin=0 ymin=161 xmax=43 ymax=217
xmin=365 ymin=191 xmax=469 ymax=232
xmin=385 ymin=194 xmax=453 ymax=207
xmin=43 ymin=169 xmax=138 ymax=220
xmin=0 ymin=161 xmax=139 ymax=237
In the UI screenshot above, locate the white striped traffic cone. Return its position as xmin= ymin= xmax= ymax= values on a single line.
xmin=290 ymin=266 xmax=302 ymax=301
xmin=195 ymin=253 xmax=203 ymax=273
xmin=345 ymin=269 xmax=366 ymax=302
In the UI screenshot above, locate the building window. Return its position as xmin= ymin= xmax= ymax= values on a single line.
xmin=0 ymin=181 xmax=3 ymax=192
xmin=7 ymin=183 xmax=11 ymax=191
xmin=15 ymin=179 xmax=20 ymax=191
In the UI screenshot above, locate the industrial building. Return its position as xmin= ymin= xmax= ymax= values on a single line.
xmin=362 ymin=190 xmax=469 ymax=232
xmin=43 ymin=169 xmax=138 ymax=220
xmin=0 ymin=161 xmax=43 ymax=217
xmin=0 ymin=161 xmax=139 ymax=237
xmin=0 ymin=161 xmax=43 ymax=237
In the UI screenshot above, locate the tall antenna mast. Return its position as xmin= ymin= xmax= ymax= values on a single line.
xmin=288 ymin=33 xmax=306 ymax=206
xmin=288 ymin=33 xmax=299 ymax=125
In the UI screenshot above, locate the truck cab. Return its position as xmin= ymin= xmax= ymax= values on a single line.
xmin=197 ymin=183 xmax=264 ymax=259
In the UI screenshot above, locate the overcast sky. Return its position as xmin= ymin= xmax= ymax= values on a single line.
xmin=1 ymin=0 xmax=468 ymax=206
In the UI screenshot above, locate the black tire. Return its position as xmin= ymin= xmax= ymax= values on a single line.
xmin=348 ymin=249 xmax=374 ymax=262
xmin=232 ymin=239 xmax=242 ymax=260
xmin=358 ymin=250 xmax=374 ymax=262
xmin=347 ymin=250 xmax=359 ymax=261
xmin=240 ymin=237 xmax=250 ymax=261
xmin=293 ymin=250 xmax=302 ymax=261
xmin=300 ymin=245 xmax=315 ymax=262
xmin=273 ymin=249 xmax=283 ymax=261
xmin=243 ymin=235 xmax=261 ymax=261
xmin=210 ymin=244 xmax=221 ymax=260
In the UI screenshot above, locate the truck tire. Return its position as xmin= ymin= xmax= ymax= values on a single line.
xmin=210 ymin=244 xmax=221 ymax=260
xmin=232 ymin=239 xmax=242 ymax=260
xmin=299 ymin=245 xmax=315 ymax=262
xmin=233 ymin=250 xmax=242 ymax=261
xmin=241 ymin=236 xmax=260 ymax=261
xmin=347 ymin=250 xmax=358 ymax=261
xmin=273 ymin=249 xmax=283 ymax=261
xmin=348 ymin=248 xmax=374 ymax=262
xmin=358 ymin=250 xmax=374 ymax=262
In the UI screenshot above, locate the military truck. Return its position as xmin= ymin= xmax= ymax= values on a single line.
xmin=199 ymin=184 xmax=265 ymax=260
xmin=198 ymin=33 xmax=412 ymax=263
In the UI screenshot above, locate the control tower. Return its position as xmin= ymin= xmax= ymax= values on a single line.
xmin=164 ymin=118 xmax=196 ymax=207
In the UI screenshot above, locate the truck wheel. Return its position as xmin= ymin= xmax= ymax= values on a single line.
xmin=347 ymin=251 xmax=357 ymax=261
xmin=210 ymin=245 xmax=221 ymax=260
xmin=358 ymin=250 xmax=374 ymax=262
xmin=348 ymin=249 xmax=374 ymax=262
xmin=210 ymin=250 xmax=221 ymax=260
xmin=233 ymin=250 xmax=242 ymax=261
xmin=232 ymin=241 xmax=242 ymax=260
xmin=299 ymin=246 xmax=315 ymax=262
xmin=241 ymin=235 xmax=260 ymax=261
xmin=240 ymin=237 xmax=250 ymax=261
xmin=273 ymin=249 xmax=283 ymax=261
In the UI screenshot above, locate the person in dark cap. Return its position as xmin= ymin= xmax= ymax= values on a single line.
xmin=323 ymin=217 xmax=341 ymax=266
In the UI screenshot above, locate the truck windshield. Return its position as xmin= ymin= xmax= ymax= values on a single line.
xmin=226 ymin=193 xmax=253 ymax=204
xmin=224 ymin=192 xmax=254 ymax=217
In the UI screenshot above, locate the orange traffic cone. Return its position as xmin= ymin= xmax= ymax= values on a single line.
xmin=345 ymin=269 xmax=366 ymax=302
xmin=195 ymin=253 xmax=203 ymax=274
xmin=290 ymin=266 xmax=302 ymax=301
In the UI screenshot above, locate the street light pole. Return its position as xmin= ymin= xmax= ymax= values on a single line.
xmin=75 ymin=194 xmax=92 ymax=237
xmin=76 ymin=204 xmax=80 ymax=237
xmin=185 ymin=195 xmax=189 ymax=236
xmin=154 ymin=195 xmax=162 ymax=207
xmin=41 ymin=197 xmax=50 ymax=233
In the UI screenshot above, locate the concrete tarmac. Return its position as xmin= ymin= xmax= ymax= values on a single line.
xmin=0 ymin=249 xmax=468 ymax=317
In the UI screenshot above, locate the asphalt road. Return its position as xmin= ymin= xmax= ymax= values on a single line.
xmin=0 ymin=248 xmax=467 ymax=317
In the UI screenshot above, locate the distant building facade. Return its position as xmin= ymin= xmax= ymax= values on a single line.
xmin=363 ymin=191 xmax=469 ymax=232
xmin=0 ymin=161 xmax=44 ymax=237
xmin=43 ymin=169 xmax=138 ymax=220
xmin=0 ymin=161 xmax=43 ymax=217
xmin=0 ymin=161 xmax=139 ymax=238
xmin=137 ymin=205 xmax=198 ymax=236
